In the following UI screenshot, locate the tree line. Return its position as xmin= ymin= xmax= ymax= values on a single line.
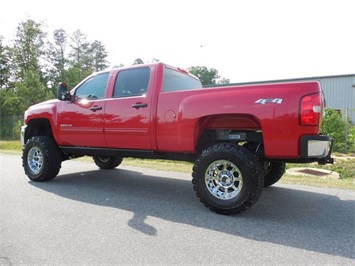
xmin=0 ymin=19 xmax=229 ymax=139
xmin=0 ymin=19 xmax=111 ymax=118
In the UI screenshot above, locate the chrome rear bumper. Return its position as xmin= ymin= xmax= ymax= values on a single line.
xmin=300 ymin=135 xmax=334 ymax=165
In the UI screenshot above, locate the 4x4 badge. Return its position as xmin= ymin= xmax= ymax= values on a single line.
xmin=255 ymin=98 xmax=283 ymax=104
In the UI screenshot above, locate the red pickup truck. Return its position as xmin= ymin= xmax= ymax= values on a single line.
xmin=21 ymin=62 xmax=333 ymax=214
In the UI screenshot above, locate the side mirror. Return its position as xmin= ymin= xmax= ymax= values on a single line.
xmin=57 ymin=82 xmax=71 ymax=101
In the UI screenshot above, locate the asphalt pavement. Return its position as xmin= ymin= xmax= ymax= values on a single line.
xmin=1 ymin=152 xmax=354 ymax=265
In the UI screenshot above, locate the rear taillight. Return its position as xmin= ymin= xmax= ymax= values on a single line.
xmin=300 ymin=93 xmax=322 ymax=126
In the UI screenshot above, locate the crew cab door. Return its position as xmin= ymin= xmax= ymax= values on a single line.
xmin=57 ymin=72 xmax=109 ymax=147
xmin=104 ymin=67 xmax=153 ymax=149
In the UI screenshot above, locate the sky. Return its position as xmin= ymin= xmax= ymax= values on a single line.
xmin=1 ymin=0 xmax=354 ymax=83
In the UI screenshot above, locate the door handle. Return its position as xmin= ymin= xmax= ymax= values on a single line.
xmin=89 ymin=106 xmax=102 ymax=111
xmin=132 ymin=103 xmax=148 ymax=109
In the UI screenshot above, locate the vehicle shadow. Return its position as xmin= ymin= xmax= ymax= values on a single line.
xmin=29 ymin=166 xmax=354 ymax=259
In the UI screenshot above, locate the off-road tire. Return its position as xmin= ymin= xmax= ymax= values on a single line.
xmin=93 ymin=156 xmax=122 ymax=169
xmin=263 ymin=162 xmax=286 ymax=187
xmin=22 ymin=136 xmax=62 ymax=182
xmin=192 ymin=143 xmax=264 ymax=215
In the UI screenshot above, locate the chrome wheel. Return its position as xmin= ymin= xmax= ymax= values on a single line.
xmin=97 ymin=156 xmax=110 ymax=163
xmin=205 ymin=160 xmax=243 ymax=200
xmin=22 ymin=136 xmax=61 ymax=181
xmin=27 ymin=147 xmax=43 ymax=174
xmin=193 ymin=143 xmax=264 ymax=214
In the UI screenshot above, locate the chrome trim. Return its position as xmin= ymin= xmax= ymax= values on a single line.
xmin=20 ymin=125 xmax=27 ymax=147
xmin=307 ymin=140 xmax=331 ymax=157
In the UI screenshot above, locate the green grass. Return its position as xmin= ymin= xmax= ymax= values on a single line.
xmin=124 ymin=158 xmax=354 ymax=190
xmin=1 ymin=140 xmax=353 ymax=190
xmin=0 ymin=140 xmax=22 ymax=151
xmin=122 ymin=158 xmax=193 ymax=173
xmin=279 ymin=174 xmax=353 ymax=190
xmin=283 ymin=155 xmax=355 ymax=190
xmin=287 ymin=155 xmax=355 ymax=179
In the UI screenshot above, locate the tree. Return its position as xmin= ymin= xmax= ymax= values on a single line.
xmin=348 ymin=126 xmax=355 ymax=153
xmin=217 ymin=77 xmax=230 ymax=85
xmin=48 ymin=29 xmax=68 ymax=80
xmin=12 ymin=19 xmax=46 ymax=81
xmin=63 ymin=65 xmax=82 ymax=89
xmin=0 ymin=36 xmax=12 ymax=133
xmin=90 ymin=40 xmax=109 ymax=71
xmin=0 ymin=19 xmax=113 ymax=139
xmin=133 ymin=58 xmax=144 ymax=65
xmin=149 ymin=58 xmax=159 ymax=63
xmin=43 ymin=28 xmax=69 ymax=92
xmin=3 ymin=70 xmax=52 ymax=116
xmin=187 ymin=66 xmax=220 ymax=85
xmin=69 ymin=30 xmax=91 ymax=80
xmin=0 ymin=36 xmax=11 ymax=88
xmin=321 ymin=108 xmax=347 ymax=152
xmin=112 ymin=63 xmax=124 ymax=68
xmin=68 ymin=31 xmax=110 ymax=84
xmin=2 ymin=19 xmax=52 ymax=119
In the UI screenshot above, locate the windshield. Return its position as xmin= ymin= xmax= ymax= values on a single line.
xmin=163 ymin=67 xmax=202 ymax=92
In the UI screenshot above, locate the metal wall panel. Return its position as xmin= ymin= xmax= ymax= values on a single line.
xmin=319 ymin=75 xmax=355 ymax=110
xmin=231 ymin=74 xmax=355 ymax=125
xmin=224 ymin=74 xmax=355 ymax=124
xmin=315 ymin=75 xmax=355 ymax=124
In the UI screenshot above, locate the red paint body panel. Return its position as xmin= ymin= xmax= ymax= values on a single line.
xmin=104 ymin=96 xmax=152 ymax=149
xmin=156 ymin=82 xmax=321 ymax=158
xmin=56 ymin=99 xmax=106 ymax=147
xmin=23 ymin=63 xmax=324 ymax=160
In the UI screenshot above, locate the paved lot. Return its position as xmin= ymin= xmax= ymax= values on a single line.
xmin=1 ymin=152 xmax=354 ymax=265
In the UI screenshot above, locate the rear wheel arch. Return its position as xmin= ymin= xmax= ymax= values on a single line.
xmin=194 ymin=114 xmax=262 ymax=152
xmin=195 ymin=129 xmax=264 ymax=155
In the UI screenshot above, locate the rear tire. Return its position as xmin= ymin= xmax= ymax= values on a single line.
xmin=22 ymin=136 xmax=62 ymax=182
xmin=93 ymin=156 xmax=122 ymax=169
xmin=192 ymin=143 xmax=264 ymax=215
xmin=262 ymin=162 xmax=286 ymax=187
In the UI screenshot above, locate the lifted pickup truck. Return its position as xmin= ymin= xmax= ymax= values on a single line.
xmin=21 ymin=62 xmax=333 ymax=214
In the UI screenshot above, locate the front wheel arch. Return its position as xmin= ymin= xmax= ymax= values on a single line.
xmin=24 ymin=119 xmax=54 ymax=144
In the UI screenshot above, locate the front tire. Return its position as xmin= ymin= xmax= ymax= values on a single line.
xmin=192 ymin=143 xmax=264 ymax=215
xmin=93 ymin=156 xmax=122 ymax=169
xmin=22 ymin=136 xmax=62 ymax=182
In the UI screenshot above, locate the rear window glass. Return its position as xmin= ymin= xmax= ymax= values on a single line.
xmin=163 ymin=68 xmax=202 ymax=92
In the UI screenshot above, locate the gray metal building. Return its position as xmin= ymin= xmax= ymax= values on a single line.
xmin=274 ymin=74 xmax=355 ymax=125
xmin=226 ymin=74 xmax=355 ymax=124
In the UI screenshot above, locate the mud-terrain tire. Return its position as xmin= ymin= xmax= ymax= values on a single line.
xmin=263 ymin=162 xmax=286 ymax=187
xmin=93 ymin=156 xmax=122 ymax=169
xmin=192 ymin=143 xmax=264 ymax=215
xmin=22 ymin=136 xmax=62 ymax=182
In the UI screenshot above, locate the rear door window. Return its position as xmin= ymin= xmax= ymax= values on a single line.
xmin=113 ymin=67 xmax=150 ymax=98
